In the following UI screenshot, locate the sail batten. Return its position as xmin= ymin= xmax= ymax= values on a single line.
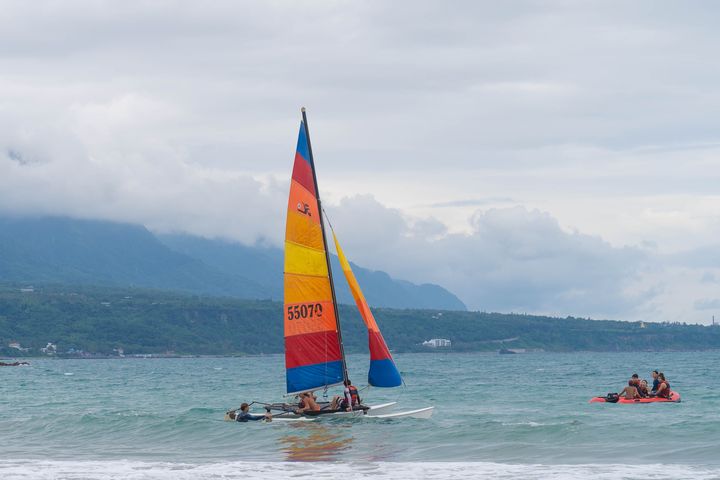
xmin=331 ymin=231 xmax=403 ymax=388
xmin=283 ymin=118 xmax=346 ymax=394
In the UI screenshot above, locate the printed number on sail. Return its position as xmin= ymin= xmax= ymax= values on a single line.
xmin=287 ymin=303 xmax=323 ymax=320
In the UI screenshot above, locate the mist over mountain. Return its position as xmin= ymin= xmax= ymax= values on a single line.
xmin=0 ymin=216 xmax=466 ymax=310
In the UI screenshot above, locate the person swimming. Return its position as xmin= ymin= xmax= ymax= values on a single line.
xmin=227 ymin=403 xmax=271 ymax=422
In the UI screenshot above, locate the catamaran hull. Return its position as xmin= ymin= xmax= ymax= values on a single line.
xmin=366 ymin=406 xmax=435 ymax=419
xmin=261 ymin=402 xmax=434 ymax=420
xmin=295 ymin=405 xmax=435 ymax=420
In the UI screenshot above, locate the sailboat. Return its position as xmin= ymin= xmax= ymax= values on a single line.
xmin=265 ymin=108 xmax=433 ymax=420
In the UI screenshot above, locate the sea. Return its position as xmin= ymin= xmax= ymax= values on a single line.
xmin=1 ymin=351 xmax=719 ymax=479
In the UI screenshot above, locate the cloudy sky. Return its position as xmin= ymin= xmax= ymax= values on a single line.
xmin=1 ymin=1 xmax=719 ymax=323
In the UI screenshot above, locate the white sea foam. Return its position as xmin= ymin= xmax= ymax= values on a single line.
xmin=0 ymin=461 xmax=717 ymax=480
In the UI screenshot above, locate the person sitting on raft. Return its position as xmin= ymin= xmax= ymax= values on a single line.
xmin=638 ymin=379 xmax=650 ymax=397
xmin=228 ymin=403 xmax=271 ymax=422
xmin=627 ymin=374 xmax=648 ymax=398
xmin=650 ymin=370 xmax=660 ymax=394
xmin=652 ymin=373 xmax=671 ymax=398
xmin=619 ymin=380 xmax=641 ymax=400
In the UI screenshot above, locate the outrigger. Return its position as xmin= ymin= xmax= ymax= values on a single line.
xmin=226 ymin=109 xmax=433 ymax=422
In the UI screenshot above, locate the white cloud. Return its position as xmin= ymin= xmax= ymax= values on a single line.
xmin=328 ymin=196 xmax=653 ymax=318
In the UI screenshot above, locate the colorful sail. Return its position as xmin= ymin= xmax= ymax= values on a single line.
xmin=283 ymin=120 xmax=345 ymax=394
xmin=332 ymin=231 xmax=403 ymax=388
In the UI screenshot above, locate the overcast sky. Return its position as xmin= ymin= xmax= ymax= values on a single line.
xmin=1 ymin=1 xmax=719 ymax=324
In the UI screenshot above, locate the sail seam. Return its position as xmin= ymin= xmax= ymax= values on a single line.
xmin=284 ymin=239 xmax=326 ymax=254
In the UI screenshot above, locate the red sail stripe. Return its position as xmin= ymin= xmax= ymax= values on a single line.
xmin=285 ymin=331 xmax=343 ymax=369
xmin=291 ymin=152 xmax=316 ymax=195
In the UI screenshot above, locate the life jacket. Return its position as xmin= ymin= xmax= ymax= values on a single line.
xmin=347 ymin=385 xmax=360 ymax=405
xmin=656 ymin=381 xmax=670 ymax=398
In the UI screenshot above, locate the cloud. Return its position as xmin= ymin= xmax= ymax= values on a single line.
xmin=329 ymin=196 xmax=652 ymax=318
xmin=0 ymin=1 xmax=719 ymax=323
xmin=0 ymin=94 xmax=287 ymax=244
xmin=423 ymin=197 xmax=516 ymax=208
xmin=701 ymin=272 xmax=718 ymax=284
xmin=694 ymin=299 xmax=720 ymax=311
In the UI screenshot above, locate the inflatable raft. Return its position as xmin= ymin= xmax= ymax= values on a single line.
xmin=589 ymin=391 xmax=681 ymax=404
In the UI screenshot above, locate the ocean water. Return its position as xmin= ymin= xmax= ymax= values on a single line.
xmin=1 ymin=351 xmax=718 ymax=479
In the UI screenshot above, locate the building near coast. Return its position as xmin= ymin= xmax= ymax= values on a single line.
xmin=422 ymin=338 xmax=451 ymax=348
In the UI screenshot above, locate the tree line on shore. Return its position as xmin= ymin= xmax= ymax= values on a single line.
xmin=1 ymin=284 xmax=719 ymax=357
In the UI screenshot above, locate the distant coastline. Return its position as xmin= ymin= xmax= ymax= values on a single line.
xmin=2 ymin=283 xmax=719 ymax=358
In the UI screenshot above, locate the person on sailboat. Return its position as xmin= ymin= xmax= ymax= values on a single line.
xmin=228 ymin=403 xmax=271 ymax=422
xmin=330 ymin=379 xmax=362 ymax=412
xmin=295 ymin=392 xmax=321 ymax=413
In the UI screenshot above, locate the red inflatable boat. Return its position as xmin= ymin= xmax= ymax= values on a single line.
xmin=589 ymin=391 xmax=681 ymax=403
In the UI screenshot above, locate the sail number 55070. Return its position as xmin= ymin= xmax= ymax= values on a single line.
xmin=287 ymin=303 xmax=323 ymax=320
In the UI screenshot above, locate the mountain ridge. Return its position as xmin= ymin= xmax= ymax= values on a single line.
xmin=0 ymin=215 xmax=466 ymax=310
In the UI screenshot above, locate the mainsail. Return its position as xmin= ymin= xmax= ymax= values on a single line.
xmin=283 ymin=113 xmax=347 ymax=394
xmin=332 ymin=231 xmax=403 ymax=388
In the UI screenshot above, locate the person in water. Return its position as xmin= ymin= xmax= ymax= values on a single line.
xmin=653 ymin=372 xmax=671 ymax=398
xmin=619 ymin=380 xmax=641 ymax=400
xmin=228 ymin=403 xmax=271 ymax=422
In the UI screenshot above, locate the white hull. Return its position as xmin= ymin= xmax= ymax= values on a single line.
xmin=366 ymin=406 xmax=434 ymax=419
xmin=266 ymin=416 xmax=316 ymax=422
xmin=284 ymin=404 xmax=434 ymax=420
xmin=366 ymin=401 xmax=397 ymax=413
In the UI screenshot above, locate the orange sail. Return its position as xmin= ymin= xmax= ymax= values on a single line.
xmin=332 ymin=231 xmax=402 ymax=387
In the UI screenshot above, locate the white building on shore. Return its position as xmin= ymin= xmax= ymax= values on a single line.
xmin=422 ymin=338 xmax=451 ymax=348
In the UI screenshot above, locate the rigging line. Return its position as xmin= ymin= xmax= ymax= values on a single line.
xmin=321 ymin=206 xmax=335 ymax=233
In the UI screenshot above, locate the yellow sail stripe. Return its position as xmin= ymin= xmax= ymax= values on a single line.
xmin=284 ymin=241 xmax=328 ymax=277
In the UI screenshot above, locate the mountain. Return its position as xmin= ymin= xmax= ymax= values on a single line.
xmin=158 ymin=234 xmax=467 ymax=310
xmin=0 ymin=216 xmax=267 ymax=298
xmin=0 ymin=216 xmax=466 ymax=310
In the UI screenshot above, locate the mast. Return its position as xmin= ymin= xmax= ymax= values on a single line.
xmin=300 ymin=107 xmax=349 ymax=384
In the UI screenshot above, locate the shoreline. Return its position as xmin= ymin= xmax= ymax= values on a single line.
xmin=5 ymin=348 xmax=720 ymax=361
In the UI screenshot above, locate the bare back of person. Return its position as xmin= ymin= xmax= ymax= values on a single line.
xmin=619 ymin=384 xmax=639 ymax=399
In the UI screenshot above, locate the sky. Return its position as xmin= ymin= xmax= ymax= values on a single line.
xmin=1 ymin=1 xmax=719 ymax=324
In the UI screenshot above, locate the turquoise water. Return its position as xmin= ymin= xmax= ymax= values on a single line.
xmin=1 ymin=352 xmax=719 ymax=478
